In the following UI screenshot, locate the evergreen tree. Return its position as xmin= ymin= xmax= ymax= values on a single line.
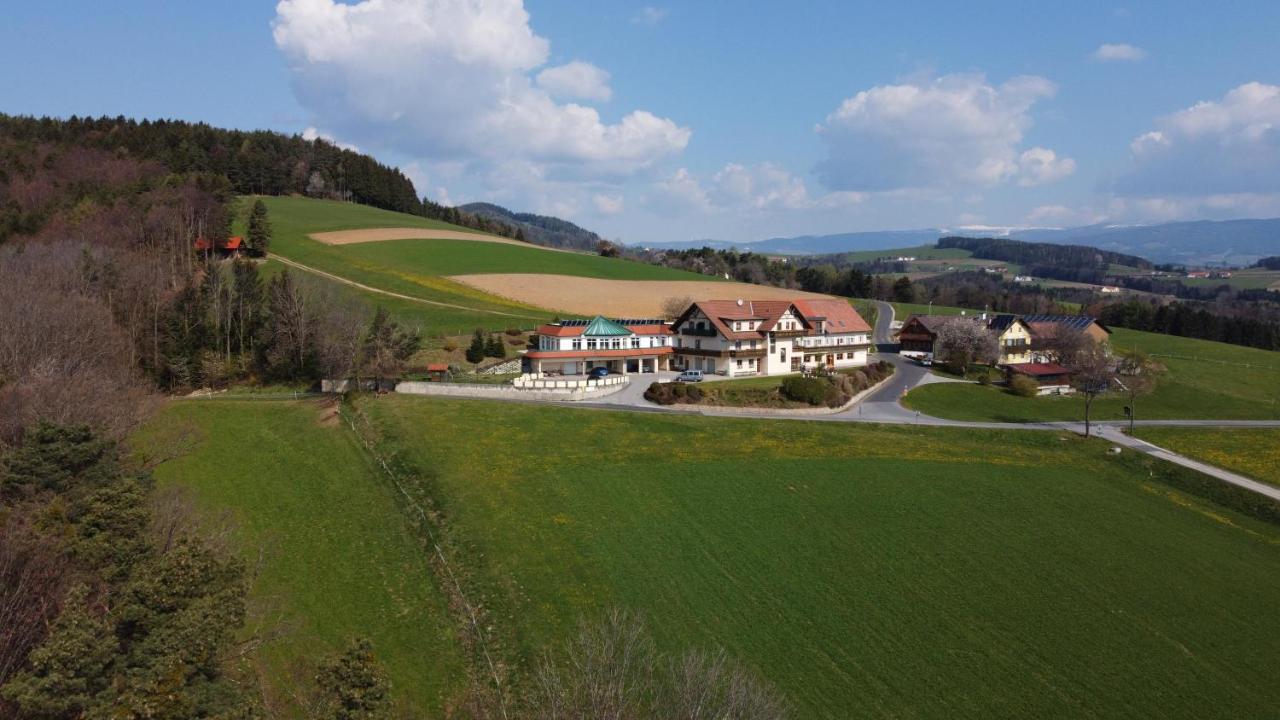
xmin=465 ymin=329 xmax=486 ymax=365
xmin=485 ymin=334 xmax=506 ymax=359
xmin=246 ymin=198 xmax=272 ymax=255
xmin=0 ymin=586 xmax=116 ymax=718
xmin=315 ymin=638 xmax=390 ymax=720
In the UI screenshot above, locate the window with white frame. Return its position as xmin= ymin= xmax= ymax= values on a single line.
xmin=572 ymin=338 xmax=582 ymax=350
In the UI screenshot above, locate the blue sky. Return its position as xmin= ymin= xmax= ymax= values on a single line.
xmin=4 ymin=1 xmax=1278 ymax=244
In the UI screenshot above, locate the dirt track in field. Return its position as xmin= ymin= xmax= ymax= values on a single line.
xmin=309 ymin=226 xmax=571 ymax=252
xmin=449 ymin=273 xmax=835 ymax=317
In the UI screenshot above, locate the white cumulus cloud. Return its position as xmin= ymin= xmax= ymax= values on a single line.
xmin=536 ymin=60 xmax=612 ymax=102
xmin=1016 ymin=147 xmax=1076 ymax=186
xmin=814 ymin=73 xmax=1071 ymax=191
xmin=1092 ymin=43 xmax=1146 ymax=61
xmin=1117 ymin=81 xmax=1280 ymax=198
xmin=272 ymin=0 xmax=689 ymax=174
xmin=592 ymin=193 xmax=624 ymax=214
xmin=301 ymin=126 xmax=359 ymax=152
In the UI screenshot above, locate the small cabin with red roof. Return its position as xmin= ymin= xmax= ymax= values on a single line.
xmin=194 ymin=236 xmax=247 ymax=258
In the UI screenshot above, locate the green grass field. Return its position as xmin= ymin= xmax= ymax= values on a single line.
xmin=887 ymin=300 xmax=1280 ymax=421
xmin=904 ymin=328 xmax=1280 ymax=422
xmin=891 ymin=301 xmax=971 ymax=318
xmin=1133 ymin=428 xmax=1280 ymax=487
xmin=1180 ymin=269 xmax=1280 ymax=291
xmin=244 ymin=196 xmax=711 ymax=333
xmin=132 ymin=399 xmax=468 ymax=718
xmin=357 ymin=397 xmax=1280 ymax=719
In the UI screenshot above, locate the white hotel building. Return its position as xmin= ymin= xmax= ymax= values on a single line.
xmin=669 ymin=299 xmax=873 ymax=377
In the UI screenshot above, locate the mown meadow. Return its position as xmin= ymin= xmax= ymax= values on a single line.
xmin=1133 ymin=427 xmax=1280 ymax=488
xmin=134 ymin=399 xmax=469 ymax=718
xmin=247 ymin=196 xmax=711 ymax=333
xmin=360 ymin=397 xmax=1280 ymax=717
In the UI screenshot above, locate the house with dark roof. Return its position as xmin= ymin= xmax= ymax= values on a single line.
xmin=1020 ymin=314 xmax=1111 ymax=362
xmin=669 ymin=298 xmax=872 ymax=376
xmin=526 ymin=316 xmax=674 ymax=376
xmin=897 ymin=314 xmax=954 ymax=361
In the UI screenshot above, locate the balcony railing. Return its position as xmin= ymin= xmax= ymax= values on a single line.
xmin=771 ymin=329 xmax=807 ymax=338
xmin=680 ymin=327 xmax=718 ymax=337
xmin=730 ymin=348 xmax=766 ymax=358
xmin=793 ymin=337 xmax=870 ymax=350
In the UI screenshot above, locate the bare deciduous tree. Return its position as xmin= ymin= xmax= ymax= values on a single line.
xmin=661 ymin=296 xmax=695 ymax=320
xmin=1114 ymin=348 xmax=1165 ymax=434
xmin=1067 ymin=344 xmax=1117 ymax=437
xmin=531 ymin=609 xmax=787 ymax=720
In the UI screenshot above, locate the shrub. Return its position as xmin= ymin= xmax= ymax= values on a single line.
xmin=781 ymin=376 xmax=829 ymax=406
xmin=1008 ymin=374 xmax=1039 ymax=397
xmin=442 ymin=343 xmax=458 ymax=353
xmin=672 ymin=382 xmax=689 ymax=399
xmin=976 ymin=371 xmax=992 ymax=386
xmin=643 ymin=382 xmax=674 ymax=405
xmin=850 ymin=370 xmax=869 ymax=391
xmin=504 ymin=328 xmax=524 ymax=337
xmin=685 ymin=384 xmax=703 ymax=403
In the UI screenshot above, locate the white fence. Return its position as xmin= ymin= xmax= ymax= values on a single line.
xmin=511 ymin=373 xmax=628 ymax=390
xmin=394 ymin=374 xmax=629 ymax=402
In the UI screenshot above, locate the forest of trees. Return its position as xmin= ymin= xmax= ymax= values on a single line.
xmin=937 ymin=236 xmax=1152 ymax=284
xmin=1098 ymin=299 xmax=1280 ymax=351
xmin=0 ymin=113 xmax=530 ymax=244
xmin=461 ymin=202 xmax=602 ymax=251
xmin=1255 ymin=256 xmax=1280 ymax=270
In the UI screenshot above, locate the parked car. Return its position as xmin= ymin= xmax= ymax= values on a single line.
xmin=676 ymin=370 xmax=705 ymax=382
xmin=588 ymin=366 xmax=611 ymax=379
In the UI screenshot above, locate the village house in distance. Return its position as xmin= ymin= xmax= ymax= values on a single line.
xmin=524 ymin=298 xmax=873 ymax=378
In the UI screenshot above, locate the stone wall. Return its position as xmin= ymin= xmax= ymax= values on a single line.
xmin=394 ymin=375 xmax=629 ymax=402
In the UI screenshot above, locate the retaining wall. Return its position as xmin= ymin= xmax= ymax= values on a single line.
xmin=395 ymin=376 xmax=629 ymax=402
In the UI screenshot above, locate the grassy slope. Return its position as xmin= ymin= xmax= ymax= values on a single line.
xmin=364 ymin=397 xmax=1280 ymax=720
xmin=904 ymin=328 xmax=1280 ymax=422
xmin=1134 ymin=428 xmax=1280 ymax=487
xmin=133 ymin=399 xmax=468 ymax=718
xmin=249 ymin=196 xmax=711 ymax=333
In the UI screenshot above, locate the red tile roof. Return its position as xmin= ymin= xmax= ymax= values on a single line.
xmin=680 ymin=299 xmax=870 ymax=340
xmin=525 ymin=347 xmax=673 ymax=359
xmin=792 ymin=298 xmax=872 ymax=333
xmin=223 ymin=236 xmax=243 ymax=250
xmin=426 ymin=363 xmax=450 ymax=372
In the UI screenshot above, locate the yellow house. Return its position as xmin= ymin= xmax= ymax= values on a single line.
xmin=987 ymin=315 xmax=1034 ymax=365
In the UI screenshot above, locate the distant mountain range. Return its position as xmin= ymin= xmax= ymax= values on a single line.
xmin=645 ymin=218 xmax=1280 ymax=266
xmin=460 ymin=202 xmax=604 ymax=251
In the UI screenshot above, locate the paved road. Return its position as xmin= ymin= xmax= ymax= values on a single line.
xmin=1095 ymin=425 xmax=1280 ymax=501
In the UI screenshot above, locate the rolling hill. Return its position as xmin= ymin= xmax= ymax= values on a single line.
xmin=649 ymin=218 xmax=1280 ymax=266
xmin=459 ymin=202 xmax=606 ymax=251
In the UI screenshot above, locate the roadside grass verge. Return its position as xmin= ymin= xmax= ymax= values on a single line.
xmin=132 ymin=399 xmax=468 ymax=718
xmin=362 ymin=396 xmax=1280 ymax=719
xmin=904 ymin=327 xmax=1280 ymax=422
xmin=1133 ymin=427 xmax=1280 ymax=489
